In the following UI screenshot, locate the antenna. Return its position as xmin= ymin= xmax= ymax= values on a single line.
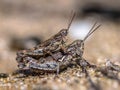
xmin=83 ymin=22 xmax=101 ymax=42
xmin=67 ymin=11 xmax=76 ymax=31
xmin=84 ymin=21 xmax=97 ymax=39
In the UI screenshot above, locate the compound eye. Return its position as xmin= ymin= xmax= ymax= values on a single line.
xmin=77 ymin=40 xmax=82 ymax=46
xmin=61 ymin=29 xmax=67 ymax=36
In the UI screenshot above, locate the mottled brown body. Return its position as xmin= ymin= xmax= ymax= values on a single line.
xmin=16 ymin=29 xmax=68 ymax=62
xmin=17 ymin=39 xmax=95 ymax=74
xmin=16 ymin=13 xmax=76 ymax=64
xmin=16 ymin=13 xmax=100 ymax=74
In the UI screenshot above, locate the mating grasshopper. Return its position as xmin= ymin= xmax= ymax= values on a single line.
xmin=16 ymin=12 xmax=76 ymax=64
xmin=17 ymin=22 xmax=101 ymax=74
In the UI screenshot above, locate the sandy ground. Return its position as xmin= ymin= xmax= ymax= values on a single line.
xmin=0 ymin=0 xmax=120 ymax=90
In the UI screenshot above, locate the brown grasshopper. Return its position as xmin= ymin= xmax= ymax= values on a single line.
xmin=16 ymin=12 xmax=76 ymax=64
xmin=17 ymin=22 xmax=101 ymax=74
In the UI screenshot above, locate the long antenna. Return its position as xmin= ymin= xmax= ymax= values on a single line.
xmin=84 ymin=21 xmax=97 ymax=38
xmin=67 ymin=11 xmax=76 ymax=31
xmin=83 ymin=23 xmax=101 ymax=42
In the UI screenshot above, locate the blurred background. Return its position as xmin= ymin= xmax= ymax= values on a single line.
xmin=0 ymin=0 xmax=120 ymax=74
xmin=0 ymin=0 xmax=120 ymax=90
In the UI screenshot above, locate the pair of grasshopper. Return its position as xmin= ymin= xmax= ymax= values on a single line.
xmin=16 ymin=13 xmax=100 ymax=74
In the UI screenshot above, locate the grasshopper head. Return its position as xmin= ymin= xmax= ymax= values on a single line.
xmin=75 ymin=40 xmax=84 ymax=47
xmin=54 ymin=29 xmax=68 ymax=41
xmin=60 ymin=29 xmax=68 ymax=37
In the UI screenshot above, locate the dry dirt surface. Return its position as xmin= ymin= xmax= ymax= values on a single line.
xmin=0 ymin=0 xmax=120 ymax=90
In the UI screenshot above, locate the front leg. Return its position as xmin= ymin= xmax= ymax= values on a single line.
xmin=76 ymin=57 xmax=96 ymax=72
xmin=80 ymin=58 xmax=96 ymax=68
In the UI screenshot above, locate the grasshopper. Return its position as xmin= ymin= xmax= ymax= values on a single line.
xmin=16 ymin=12 xmax=76 ymax=63
xmin=17 ymin=22 xmax=101 ymax=74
